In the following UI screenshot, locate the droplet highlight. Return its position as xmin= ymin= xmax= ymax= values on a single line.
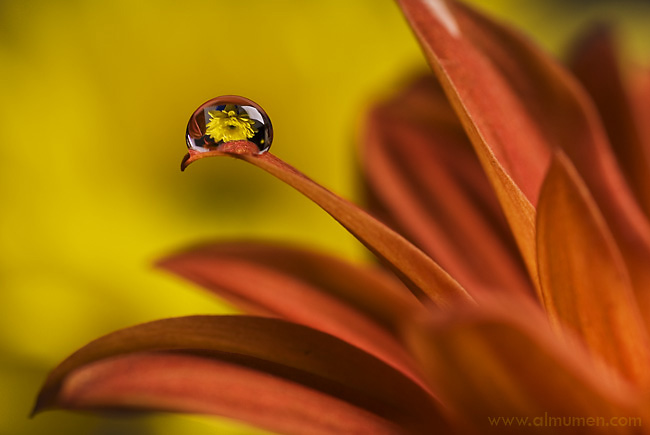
xmin=186 ymin=95 xmax=272 ymax=154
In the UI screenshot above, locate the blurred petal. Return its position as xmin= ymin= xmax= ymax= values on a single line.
xmin=363 ymin=74 xmax=532 ymax=297
xmin=396 ymin=0 xmax=650 ymax=299
xmin=35 ymin=316 xmax=447 ymax=433
xmin=46 ymin=352 xmax=404 ymax=435
xmin=184 ymin=148 xmax=474 ymax=308
xmin=159 ymin=241 xmax=419 ymax=332
xmin=536 ymin=152 xmax=650 ymax=384
xmin=631 ymin=71 xmax=650 ymax=169
xmin=567 ymin=28 xmax=650 ymax=322
xmin=158 ymin=242 xmax=426 ymax=384
xmin=569 ymin=25 xmax=650 ymax=219
xmin=404 ymin=294 xmax=640 ymax=434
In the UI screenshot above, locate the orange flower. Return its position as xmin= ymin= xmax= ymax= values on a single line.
xmin=34 ymin=0 xmax=650 ymax=433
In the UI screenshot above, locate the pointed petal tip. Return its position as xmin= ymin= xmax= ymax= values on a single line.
xmin=30 ymin=316 xmax=445 ymax=433
xmin=28 ymin=404 xmax=40 ymax=419
xmin=180 ymin=153 xmax=191 ymax=171
xmin=30 ymin=391 xmax=52 ymax=419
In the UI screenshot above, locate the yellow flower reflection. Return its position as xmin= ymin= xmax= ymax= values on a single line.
xmin=206 ymin=105 xmax=258 ymax=143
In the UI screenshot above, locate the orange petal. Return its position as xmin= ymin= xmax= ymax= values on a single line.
xmin=568 ymin=28 xmax=650 ymax=324
xmin=396 ymin=0 xmax=650 ymax=302
xmin=396 ymin=0 xmax=554 ymax=287
xmin=158 ymin=241 xmax=426 ymax=384
xmin=362 ymin=74 xmax=533 ymax=297
xmin=34 ymin=316 xmax=447 ymax=433
xmin=183 ymin=149 xmax=474 ymax=309
xmin=569 ymin=26 xmax=650 ymax=220
xmin=536 ymin=152 xmax=650 ymax=385
xmin=631 ymin=70 xmax=650 ymax=176
xmin=48 ymin=352 xmax=405 ymax=434
xmin=404 ymin=294 xmax=640 ymax=434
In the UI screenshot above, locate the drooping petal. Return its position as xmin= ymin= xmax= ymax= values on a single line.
xmin=569 ymin=25 xmax=650 ymax=220
xmin=404 ymin=293 xmax=640 ymax=434
xmin=536 ymin=152 xmax=650 ymax=385
xmin=34 ymin=316 xmax=447 ymax=433
xmin=362 ymin=74 xmax=532 ymax=297
xmin=396 ymin=0 xmax=650 ymax=302
xmin=158 ymin=242 xmax=426 ymax=384
xmin=52 ymin=352 xmax=405 ymax=435
xmin=183 ymin=146 xmax=474 ymax=309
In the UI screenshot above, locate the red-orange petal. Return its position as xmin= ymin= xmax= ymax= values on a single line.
xmin=362 ymin=74 xmax=533 ymax=297
xmin=536 ymin=152 xmax=650 ymax=385
xmin=158 ymin=241 xmax=426 ymax=384
xmin=34 ymin=316 xmax=447 ymax=433
xmin=396 ymin=0 xmax=552 ymax=287
xmin=569 ymin=26 xmax=650 ymax=219
xmin=396 ymin=0 xmax=650 ymax=302
xmin=404 ymin=294 xmax=640 ymax=434
xmin=631 ymin=70 xmax=650 ymax=176
xmin=183 ymin=149 xmax=474 ymax=309
xmin=567 ymin=28 xmax=650 ymax=325
xmin=51 ymin=352 xmax=405 ymax=435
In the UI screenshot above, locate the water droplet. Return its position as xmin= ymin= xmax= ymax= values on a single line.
xmin=186 ymin=95 xmax=273 ymax=154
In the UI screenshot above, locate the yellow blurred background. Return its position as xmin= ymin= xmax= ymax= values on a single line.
xmin=1 ymin=1 xmax=648 ymax=434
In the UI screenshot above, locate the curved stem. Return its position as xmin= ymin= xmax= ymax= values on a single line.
xmin=182 ymin=147 xmax=475 ymax=309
